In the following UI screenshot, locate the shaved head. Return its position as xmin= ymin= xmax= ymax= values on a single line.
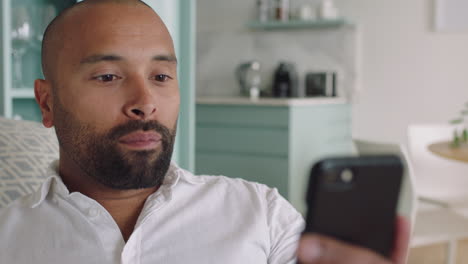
xmin=34 ymin=0 xmax=180 ymax=192
xmin=41 ymin=0 xmax=158 ymax=82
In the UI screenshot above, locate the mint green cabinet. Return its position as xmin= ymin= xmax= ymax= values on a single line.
xmin=195 ymin=98 xmax=354 ymax=214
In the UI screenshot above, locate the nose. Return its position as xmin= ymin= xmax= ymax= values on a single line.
xmin=123 ymin=79 xmax=157 ymax=120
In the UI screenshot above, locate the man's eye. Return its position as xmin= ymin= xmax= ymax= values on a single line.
xmin=95 ymin=74 xmax=118 ymax=82
xmin=154 ymin=74 xmax=170 ymax=82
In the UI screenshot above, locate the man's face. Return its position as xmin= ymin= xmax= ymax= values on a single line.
xmin=42 ymin=3 xmax=180 ymax=189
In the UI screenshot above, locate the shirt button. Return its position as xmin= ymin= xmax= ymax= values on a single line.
xmin=88 ymin=207 xmax=100 ymax=218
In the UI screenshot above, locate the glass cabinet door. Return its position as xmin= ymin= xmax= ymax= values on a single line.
xmin=1 ymin=0 xmax=75 ymax=121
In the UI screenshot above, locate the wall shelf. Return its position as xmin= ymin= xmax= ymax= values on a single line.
xmin=247 ymin=18 xmax=352 ymax=30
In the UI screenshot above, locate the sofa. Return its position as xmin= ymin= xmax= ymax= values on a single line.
xmin=0 ymin=117 xmax=59 ymax=208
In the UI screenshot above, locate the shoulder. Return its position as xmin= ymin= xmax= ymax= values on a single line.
xmin=0 ymin=193 xmax=37 ymax=238
xmin=180 ymin=168 xmax=281 ymax=198
xmin=179 ymin=168 xmax=303 ymax=220
xmin=0 ymin=192 xmax=36 ymax=214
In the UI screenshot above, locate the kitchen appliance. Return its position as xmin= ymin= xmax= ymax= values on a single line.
xmin=305 ymin=72 xmax=337 ymax=97
xmin=297 ymin=4 xmax=316 ymax=21
xmin=272 ymin=62 xmax=298 ymax=98
xmin=275 ymin=0 xmax=290 ymax=21
xmin=318 ymin=0 xmax=339 ymax=20
xmin=257 ymin=0 xmax=270 ymax=22
xmin=236 ymin=61 xmax=262 ymax=98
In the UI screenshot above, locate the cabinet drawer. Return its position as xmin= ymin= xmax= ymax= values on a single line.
xmin=291 ymin=104 xmax=351 ymax=126
xmin=196 ymin=105 xmax=289 ymax=127
xmin=195 ymin=152 xmax=289 ymax=197
xmin=312 ymin=122 xmax=352 ymax=144
xmin=196 ymin=126 xmax=289 ymax=156
xmin=306 ymin=104 xmax=350 ymax=121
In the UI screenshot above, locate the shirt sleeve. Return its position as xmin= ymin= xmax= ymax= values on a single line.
xmin=265 ymin=187 xmax=305 ymax=264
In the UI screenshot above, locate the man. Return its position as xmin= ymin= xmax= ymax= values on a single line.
xmin=0 ymin=0 xmax=410 ymax=263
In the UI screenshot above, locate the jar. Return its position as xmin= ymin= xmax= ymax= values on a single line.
xmin=275 ymin=0 xmax=290 ymax=21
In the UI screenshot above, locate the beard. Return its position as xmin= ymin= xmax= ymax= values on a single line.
xmin=53 ymin=99 xmax=176 ymax=190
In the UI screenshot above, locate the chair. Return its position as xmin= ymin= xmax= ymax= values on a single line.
xmin=353 ymin=138 xmax=468 ymax=264
xmin=407 ymin=124 xmax=468 ymax=207
xmin=0 ymin=117 xmax=59 ymax=208
xmin=406 ymin=124 xmax=468 ymax=264
xmin=353 ymin=139 xmax=418 ymax=227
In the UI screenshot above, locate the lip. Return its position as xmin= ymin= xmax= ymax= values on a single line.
xmin=118 ymin=131 xmax=162 ymax=150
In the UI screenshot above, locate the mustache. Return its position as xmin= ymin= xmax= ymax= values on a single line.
xmin=107 ymin=120 xmax=174 ymax=141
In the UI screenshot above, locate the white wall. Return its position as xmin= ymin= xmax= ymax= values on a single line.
xmin=334 ymin=0 xmax=468 ymax=144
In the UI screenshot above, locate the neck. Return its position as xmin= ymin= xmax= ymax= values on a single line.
xmin=58 ymin=151 xmax=159 ymax=241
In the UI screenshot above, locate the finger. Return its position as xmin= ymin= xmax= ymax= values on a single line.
xmin=297 ymin=235 xmax=322 ymax=262
xmin=297 ymin=234 xmax=392 ymax=264
xmin=391 ymin=215 xmax=411 ymax=264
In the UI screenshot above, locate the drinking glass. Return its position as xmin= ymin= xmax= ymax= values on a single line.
xmin=11 ymin=6 xmax=33 ymax=88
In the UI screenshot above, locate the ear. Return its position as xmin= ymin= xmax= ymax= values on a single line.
xmin=34 ymin=79 xmax=54 ymax=128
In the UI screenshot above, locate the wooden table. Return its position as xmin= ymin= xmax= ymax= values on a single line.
xmin=428 ymin=141 xmax=468 ymax=163
xmin=422 ymin=141 xmax=468 ymax=264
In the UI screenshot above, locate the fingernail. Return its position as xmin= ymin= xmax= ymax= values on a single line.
xmin=298 ymin=237 xmax=322 ymax=261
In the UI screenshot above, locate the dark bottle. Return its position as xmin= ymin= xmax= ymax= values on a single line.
xmin=273 ymin=63 xmax=293 ymax=98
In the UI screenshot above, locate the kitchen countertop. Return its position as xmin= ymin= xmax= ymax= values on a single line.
xmin=196 ymin=96 xmax=347 ymax=106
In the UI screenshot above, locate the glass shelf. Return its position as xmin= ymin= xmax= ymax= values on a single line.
xmin=11 ymin=88 xmax=35 ymax=98
xmin=247 ymin=18 xmax=352 ymax=30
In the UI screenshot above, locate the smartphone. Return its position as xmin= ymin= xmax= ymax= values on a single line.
xmin=303 ymin=155 xmax=403 ymax=258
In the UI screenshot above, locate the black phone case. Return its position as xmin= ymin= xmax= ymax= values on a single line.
xmin=303 ymin=155 xmax=403 ymax=258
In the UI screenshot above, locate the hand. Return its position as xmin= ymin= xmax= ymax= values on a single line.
xmin=297 ymin=216 xmax=410 ymax=264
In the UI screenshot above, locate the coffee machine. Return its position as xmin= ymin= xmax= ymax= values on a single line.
xmin=272 ymin=62 xmax=298 ymax=98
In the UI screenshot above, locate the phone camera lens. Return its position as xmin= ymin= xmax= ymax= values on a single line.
xmin=340 ymin=169 xmax=353 ymax=183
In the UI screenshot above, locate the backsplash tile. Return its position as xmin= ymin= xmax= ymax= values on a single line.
xmin=196 ymin=0 xmax=359 ymax=99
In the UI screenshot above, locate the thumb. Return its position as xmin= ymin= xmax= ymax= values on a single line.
xmin=297 ymin=235 xmax=322 ymax=262
xmin=297 ymin=234 xmax=392 ymax=264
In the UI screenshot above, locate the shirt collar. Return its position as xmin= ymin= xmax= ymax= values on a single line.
xmin=30 ymin=160 xmax=183 ymax=208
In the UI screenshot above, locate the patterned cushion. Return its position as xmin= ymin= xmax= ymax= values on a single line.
xmin=0 ymin=117 xmax=59 ymax=208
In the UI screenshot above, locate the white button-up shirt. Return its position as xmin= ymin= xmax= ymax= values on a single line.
xmin=0 ymin=162 xmax=304 ymax=264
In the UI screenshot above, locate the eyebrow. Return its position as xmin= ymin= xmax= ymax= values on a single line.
xmin=80 ymin=54 xmax=178 ymax=65
xmin=80 ymin=54 xmax=122 ymax=64
xmin=153 ymin=54 xmax=178 ymax=64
